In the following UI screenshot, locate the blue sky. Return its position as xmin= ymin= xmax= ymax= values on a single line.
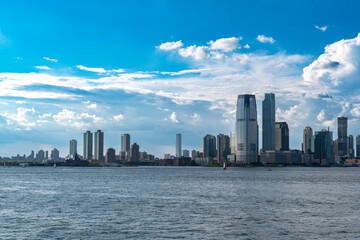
xmin=0 ymin=0 xmax=360 ymax=157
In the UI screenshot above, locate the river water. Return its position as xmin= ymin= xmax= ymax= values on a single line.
xmin=1 ymin=167 xmax=360 ymax=239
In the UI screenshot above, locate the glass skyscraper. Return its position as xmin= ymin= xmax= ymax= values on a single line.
xmin=235 ymin=94 xmax=258 ymax=163
xmin=262 ymin=93 xmax=275 ymax=152
xmin=69 ymin=139 xmax=77 ymax=158
xmin=121 ymin=134 xmax=130 ymax=152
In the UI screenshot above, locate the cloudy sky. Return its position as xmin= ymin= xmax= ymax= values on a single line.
xmin=0 ymin=0 xmax=360 ymax=157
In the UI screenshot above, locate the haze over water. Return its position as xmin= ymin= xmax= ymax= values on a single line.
xmin=1 ymin=167 xmax=360 ymax=239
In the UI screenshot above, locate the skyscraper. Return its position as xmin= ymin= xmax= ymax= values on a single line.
xmin=235 ymin=94 xmax=258 ymax=163
xmin=348 ymin=135 xmax=354 ymax=158
xmin=94 ymin=130 xmax=104 ymax=161
xmin=203 ymin=134 xmax=216 ymax=158
xmin=303 ymin=126 xmax=313 ymax=154
xmin=183 ymin=149 xmax=190 ymax=158
xmin=50 ymin=148 xmax=59 ymax=160
xmin=130 ymin=143 xmax=139 ymax=162
xmin=70 ymin=139 xmax=77 ymax=158
xmin=262 ymin=93 xmax=275 ymax=152
xmin=311 ymin=129 xmax=333 ymax=166
xmin=217 ymin=134 xmax=230 ymax=161
xmin=275 ymin=122 xmax=289 ymax=151
xmin=176 ymin=133 xmax=182 ymax=157
xmin=356 ymin=135 xmax=360 ymax=157
xmin=121 ymin=134 xmax=130 ymax=152
xmin=83 ymin=131 xmax=93 ymax=160
xmin=337 ymin=116 xmax=348 ymax=157
xmin=230 ymin=132 xmax=236 ymax=154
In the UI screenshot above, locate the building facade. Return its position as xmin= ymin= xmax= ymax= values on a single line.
xmin=302 ymin=126 xmax=313 ymax=154
xmin=176 ymin=133 xmax=182 ymax=157
xmin=121 ymin=134 xmax=130 ymax=152
xmin=357 ymin=135 xmax=360 ymax=157
xmin=235 ymin=94 xmax=258 ymax=163
xmin=275 ymin=122 xmax=289 ymax=151
xmin=94 ymin=130 xmax=104 ymax=161
xmin=203 ymin=134 xmax=216 ymax=158
xmin=230 ymin=132 xmax=236 ymax=154
xmin=217 ymin=134 xmax=230 ymax=162
xmin=105 ymin=148 xmax=116 ymax=163
xmin=262 ymin=93 xmax=275 ymax=152
xmin=337 ymin=116 xmax=348 ymax=157
xmin=130 ymin=143 xmax=140 ymax=162
xmin=311 ymin=129 xmax=333 ymax=166
xmin=83 ymin=131 xmax=93 ymax=160
xmin=69 ymin=139 xmax=77 ymax=158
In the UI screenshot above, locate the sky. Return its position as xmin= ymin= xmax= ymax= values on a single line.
xmin=0 ymin=0 xmax=360 ymax=158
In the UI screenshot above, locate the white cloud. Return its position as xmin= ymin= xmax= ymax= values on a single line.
xmin=2 ymin=107 xmax=36 ymax=129
xmin=168 ymin=112 xmax=179 ymax=123
xmin=243 ymin=44 xmax=250 ymax=49
xmin=87 ymin=103 xmax=97 ymax=109
xmin=35 ymin=66 xmax=51 ymax=70
xmin=52 ymin=109 xmax=103 ymax=129
xmin=317 ymin=109 xmax=326 ymax=121
xmin=43 ymin=57 xmax=58 ymax=62
xmin=157 ymin=40 xmax=183 ymax=51
xmin=113 ymin=114 xmax=124 ymax=121
xmin=77 ymin=65 xmax=107 ymax=73
xmin=257 ymin=35 xmax=275 ymax=44
xmin=315 ymin=25 xmax=328 ymax=32
xmin=209 ymin=37 xmax=241 ymax=52
xmin=178 ymin=45 xmax=209 ymax=60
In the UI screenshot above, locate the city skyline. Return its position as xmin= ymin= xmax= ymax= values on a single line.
xmin=1 ymin=1 xmax=360 ymax=157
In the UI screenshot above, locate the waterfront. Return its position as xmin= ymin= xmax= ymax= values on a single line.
xmin=1 ymin=167 xmax=360 ymax=239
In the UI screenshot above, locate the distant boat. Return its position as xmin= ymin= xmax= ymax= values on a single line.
xmin=20 ymin=163 xmax=28 ymax=168
xmin=223 ymin=161 xmax=227 ymax=170
xmin=53 ymin=163 xmax=57 ymax=168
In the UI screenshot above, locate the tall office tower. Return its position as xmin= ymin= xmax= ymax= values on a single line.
xmin=183 ymin=149 xmax=190 ymax=158
xmin=275 ymin=122 xmax=289 ymax=151
xmin=203 ymin=134 xmax=216 ymax=158
xmin=50 ymin=148 xmax=59 ymax=160
xmin=176 ymin=133 xmax=182 ymax=157
xmin=45 ymin=151 xmax=49 ymax=160
xmin=230 ymin=132 xmax=236 ymax=154
xmin=262 ymin=93 xmax=275 ymax=152
xmin=83 ymin=130 xmax=93 ymax=160
xmin=356 ymin=135 xmax=360 ymax=157
xmin=311 ymin=129 xmax=334 ymax=166
xmin=217 ymin=134 xmax=230 ymax=161
xmin=94 ymin=130 xmax=104 ymax=161
xmin=69 ymin=139 xmax=77 ymax=158
xmin=235 ymin=94 xmax=258 ymax=163
xmin=348 ymin=135 xmax=354 ymax=158
xmin=105 ymin=148 xmax=116 ymax=163
xmin=130 ymin=143 xmax=140 ymax=162
xmin=121 ymin=134 xmax=130 ymax=152
xmin=302 ymin=126 xmax=313 ymax=154
xmin=337 ymin=116 xmax=348 ymax=157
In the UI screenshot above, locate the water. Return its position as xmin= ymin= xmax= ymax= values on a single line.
xmin=1 ymin=167 xmax=360 ymax=239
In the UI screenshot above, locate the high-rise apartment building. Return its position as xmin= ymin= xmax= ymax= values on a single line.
xmin=176 ymin=133 xmax=182 ymax=157
xmin=94 ymin=130 xmax=104 ymax=161
xmin=356 ymin=135 xmax=360 ymax=157
xmin=69 ymin=139 xmax=77 ymax=158
xmin=50 ymin=148 xmax=59 ymax=160
xmin=217 ymin=134 xmax=230 ymax=161
xmin=105 ymin=148 xmax=116 ymax=163
xmin=302 ymin=126 xmax=313 ymax=154
xmin=262 ymin=93 xmax=275 ymax=152
xmin=121 ymin=134 xmax=130 ymax=152
xmin=337 ymin=116 xmax=348 ymax=157
xmin=83 ymin=131 xmax=93 ymax=160
xmin=203 ymin=134 xmax=216 ymax=158
xmin=235 ymin=94 xmax=258 ymax=163
xmin=275 ymin=122 xmax=289 ymax=151
xmin=130 ymin=143 xmax=140 ymax=162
